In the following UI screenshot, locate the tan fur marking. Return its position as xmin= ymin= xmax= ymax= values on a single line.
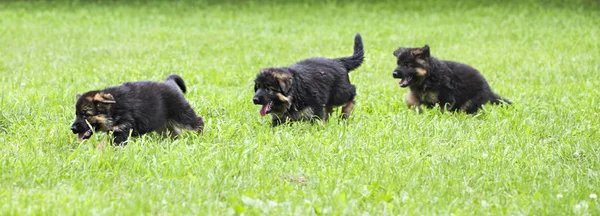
xmin=271 ymin=71 xmax=291 ymax=80
xmin=299 ymin=108 xmax=313 ymax=118
xmin=92 ymin=94 xmax=104 ymax=102
xmin=420 ymin=91 xmax=439 ymax=104
xmin=411 ymin=49 xmax=423 ymax=56
xmin=80 ymin=105 xmax=92 ymax=112
xmin=405 ymin=91 xmax=419 ymax=107
xmin=93 ymin=93 xmax=115 ymax=104
xmin=111 ymin=125 xmax=121 ymax=132
xmin=88 ymin=114 xmax=109 ymax=132
xmin=405 ymin=91 xmax=422 ymax=113
xmin=271 ymin=71 xmax=293 ymax=94
xmin=275 ymin=92 xmax=289 ymax=103
xmin=415 ymin=67 xmax=427 ymax=77
xmin=341 ymin=101 xmax=355 ymax=119
xmin=460 ymin=99 xmax=473 ymax=111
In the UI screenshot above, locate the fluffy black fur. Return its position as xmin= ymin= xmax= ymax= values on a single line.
xmin=253 ymin=33 xmax=364 ymax=126
xmin=392 ymin=45 xmax=510 ymax=114
xmin=70 ymin=75 xmax=204 ymax=145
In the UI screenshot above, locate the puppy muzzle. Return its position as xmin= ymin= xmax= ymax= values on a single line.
xmin=393 ymin=70 xmax=402 ymax=79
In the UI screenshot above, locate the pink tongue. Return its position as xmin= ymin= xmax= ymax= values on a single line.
xmin=260 ymin=104 xmax=269 ymax=116
xmin=78 ymin=133 xmax=85 ymax=141
xmin=399 ymin=78 xmax=409 ymax=87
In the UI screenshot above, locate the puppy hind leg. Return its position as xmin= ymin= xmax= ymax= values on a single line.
xmin=155 ymin=125 xmax=170 ymax=137
xmin=168 ymin=126 xmax=183 ymax=138
xmin=195 ymin=117 xmax=204 ymax=133
xmin=311 ymin=106 xmax=327 ymax=124
xmin=171 ymin=105 xmax=204 ymax=133
xmin=341 ymin=100 xmax=355 ymax=119
xmin=159 ymin=122 xmax=182 ymax=138
xmin=324 ymin=105 xmax=334 ymax=121
xmin=461 ymin=95 xmax=486 ymax=114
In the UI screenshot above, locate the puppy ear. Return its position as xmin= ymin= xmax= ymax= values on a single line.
xmin=76 ymin=94 xmax=82 ymax=100
xmin=411 ymin=45 xmax=430 ymax=59
xmin=272 ymin=71 xmax=293 ymax=95
xmin=393 ymin=48 xmax=401 ymax=57
xmin=93 ymin=93 xmax=116 ymax=104
xmin=278 ymin=78 xmax=292 ymax=95
xmin=421 ymin=45 xmax=430 ymax=58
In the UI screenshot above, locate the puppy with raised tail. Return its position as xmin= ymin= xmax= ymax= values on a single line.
xmin=70 ymin=75 xmax=204 ymax=145
xmin=253 ymin=33 xmax=364 ymax=126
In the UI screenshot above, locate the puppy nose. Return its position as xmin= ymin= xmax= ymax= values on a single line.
xmin=70 ymin=124 xmax=78 ymax=133
xmin=252 ymin=97 xmax=260 ymax=104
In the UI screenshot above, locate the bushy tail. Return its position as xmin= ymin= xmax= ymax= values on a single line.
xmin=166 ymin=74 xmax=187 ymax=93
xmin=490 ymin=94 xmax=512 ymax=105
xmin=337 ymin=33 xmax=364 ymax=72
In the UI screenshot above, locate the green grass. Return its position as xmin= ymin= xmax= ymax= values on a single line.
xmin=1 ymin=0 xmax=599 ymax=214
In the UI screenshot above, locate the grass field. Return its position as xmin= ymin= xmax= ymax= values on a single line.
xmin=1 ymin=0 xmax=599 ymax=214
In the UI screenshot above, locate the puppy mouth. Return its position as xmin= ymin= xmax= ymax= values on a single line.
xmin=259 ymin=102 xmax=272 ymax=116
xmin=399 ymin=76 xmax=412 ymax=88
xmin=77 ymin=129 xmax=93 ymax=140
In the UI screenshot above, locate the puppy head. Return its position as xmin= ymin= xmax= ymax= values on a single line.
xmin=252 ymin=68 xmax=293 ymax=116
xmin=392 ymin=45 xmax=430 ymax=88
xmin=70 ymin=91 xmax=115 ymax=140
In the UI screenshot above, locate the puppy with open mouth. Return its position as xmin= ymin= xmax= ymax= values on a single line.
xmin=253 ymin=33 xmax=364 ymax=126
xmin=392 ymin=45 xmax=511 ymax=113
xmin=70 ymin=75 xmax=204 ymax=145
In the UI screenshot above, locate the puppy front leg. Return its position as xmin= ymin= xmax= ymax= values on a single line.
xmin=271 ymin=114 xmax=287 ymax=127
xmin=405 ymin=91 xmax=422 ymax=113
xmin=112 ymin=131 xmax=130 ymax=146
xmin=443 ymin=96 xmax=458 ymax=112
xmin=110 ymin=123 xmax=133 ymax=146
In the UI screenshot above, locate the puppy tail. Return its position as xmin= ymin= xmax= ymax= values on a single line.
xmin=166 ymin=74 xmax=187 ymax=93
xmin=490 ymin=94 xmax=512 ymax=105
xmin=337 ymin=33 xmax=364 ymax=72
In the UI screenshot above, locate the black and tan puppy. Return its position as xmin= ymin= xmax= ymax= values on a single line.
xmin=253 ymin=33 xmax=364 ymax=126
xmin=70 ymin=75 xmax=204 ymax=145
xmin=392 ymin=45 xmax=510 ymax=114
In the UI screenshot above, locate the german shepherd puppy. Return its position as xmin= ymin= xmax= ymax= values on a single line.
xmin=392 ymin=45 xmax=510 ymax=114
xmin=70 ymin=75 xmax=204 ymax=145
xmin=253 ymin=33 xmax=364 ymax=126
